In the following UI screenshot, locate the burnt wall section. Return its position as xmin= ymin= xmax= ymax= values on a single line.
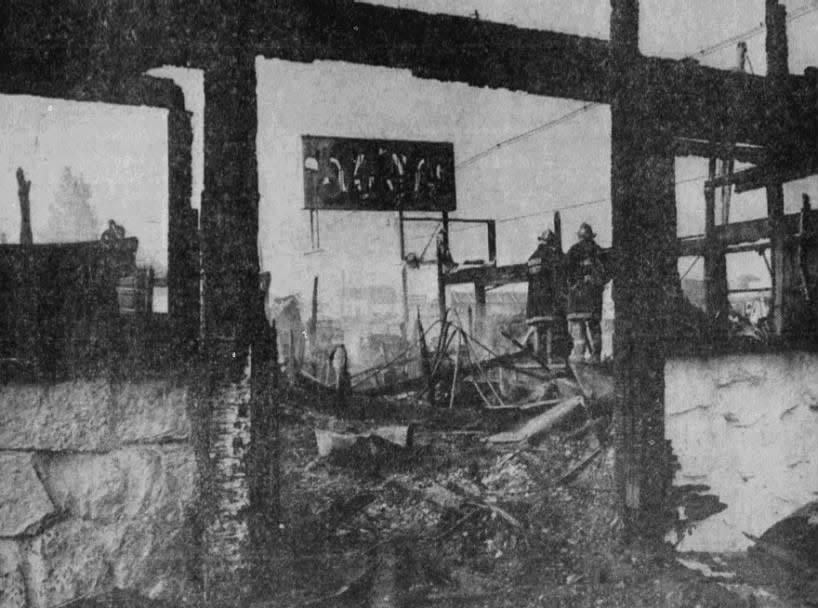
xmin=0 ymin=75 xmax=197 ymax=376
xmin=201 ymin=355 xmax=253 ymax=603
xmin=166 ymin=104 xmax=199 ymax=354
xmin=0 ymin=380 xmax=198 ymax=608
xmin=0 ymin=0 xmax=180 ymax=101
xmin=198 ymin=331 xmax=279 ymax=604
xmin=609 ymin=0 xmax=680 ymax=540
xmin=665 ymin=352 xmax=818 ymax=553
xmin=4 ymin=0 xmax=813 ymax=148
xmin=260 ymin=1 xmax=609 ymax=103
xmin=0 ymin=241 xmax=133 ymax=380
xmin=201 ymin=42 xmax=259 ymax=343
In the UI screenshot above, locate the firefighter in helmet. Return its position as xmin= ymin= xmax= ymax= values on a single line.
xmin=525 ymin=228 xmax=565 ymax=362
xmin=565 ymin=222 xmax=607 ymax=363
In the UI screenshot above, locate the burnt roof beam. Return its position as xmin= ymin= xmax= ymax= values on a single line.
xmin=247 ymin=1 xmax=790 ymax=145
xmin=1 ymin=0 xmax=814 ymax=147
xmin=251 ymin=1 xmax=611 ymax=103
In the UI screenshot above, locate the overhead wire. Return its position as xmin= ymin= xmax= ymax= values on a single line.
xmin=455 ymin=2 xmax=818 ymax=172
xmin=407 ymin=3 xmax=818 ymax=248
xmin=441 ymin=173 xmax=710 ymax=239
xmin=333 ymin=3 xmax=818 ymax=249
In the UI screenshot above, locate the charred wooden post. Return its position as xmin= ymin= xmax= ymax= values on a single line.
xmin=610 ymin=0 xmax=678 ymax=541
xmin=167 ymin=106 xmax=199 ymax=356
xmin=474 ymin=283 xmax=487 ymax=340
xmin=436 ymin=214 xmax=450 ymax=321
xmin=248 ymin=301 xmax=280 ymax=593
xmin=704 ymin=158 xmax=729 ymax=328
xmin=766 ymin=0 xmax=791 ymax=335
xmin=200 ymin=3 xmax=265 ymax=603
xmin=202 ymin=48 xmax=260 ymax=346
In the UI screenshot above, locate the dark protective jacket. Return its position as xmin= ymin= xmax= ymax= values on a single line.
xmin=565 ymin=239 xmax=606 ymax=317
xmin=526 ymin=242 xmax=565 ymax=320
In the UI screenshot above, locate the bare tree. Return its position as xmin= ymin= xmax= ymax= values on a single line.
xmin=16 ymin=167 xmax=33 ymax=245
xmin=43 ymin=167 xmax=99 ymax=243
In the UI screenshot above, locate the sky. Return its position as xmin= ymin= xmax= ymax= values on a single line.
xmin=0 ymin=96 xmax=168 ymax=270
xmin=2 ymin=0 xmax=818 ymax=320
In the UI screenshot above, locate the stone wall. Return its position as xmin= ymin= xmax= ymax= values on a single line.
xmin=665 ymin=352 xmax=818 ymax=552
xmin=0 ymin=379 xmax=198 ymax=608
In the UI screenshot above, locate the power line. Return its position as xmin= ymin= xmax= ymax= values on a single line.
xmin=455 ymin=2 xmax=818 ymax=172
xmin=455 ymin=103 xmax=601 ymax=169
xmin=440 ymin=173 xmax=709 ymax=238
xmin=338 ymin=2 xmax=818 ymax=249
xmin=404 ymin=171 xmax=709 ymax=246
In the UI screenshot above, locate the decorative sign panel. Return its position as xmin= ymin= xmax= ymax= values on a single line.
xmin=302 ymin=135 xmax=456 ymax=212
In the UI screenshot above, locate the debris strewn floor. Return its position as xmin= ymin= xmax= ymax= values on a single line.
xmin=251 ymin=383 xmax=815 ymax=608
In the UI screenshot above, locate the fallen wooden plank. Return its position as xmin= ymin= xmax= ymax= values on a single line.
xmin=315 ymin=425 xmax=414 ymax=458
xmin=423 ymin=590 xmax=505 ymax=603
xmin=299 ymin=369 xmax=334 ymax=391
xmin=488 ymin=396 xmax=585 ymax=444
xmin=371 ymin=425 xmax=414 ymax=448
xmin=465 ymin=500 xmax=523 ymax=528
xmin=482 ymin=397 xmax=564 ymax=412
xmin=558 ymin=447 xmax=603 ymax=485
xmin=356 ymin=375 xmax=425 ymax=397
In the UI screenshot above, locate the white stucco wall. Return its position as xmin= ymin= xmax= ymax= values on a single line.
xmin=665 ymin=352 xmax=818 ymax=552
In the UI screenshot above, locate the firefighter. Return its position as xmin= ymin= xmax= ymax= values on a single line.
xmin=565 ymin=222 xmax=607 ymax=363
xmin=525 ymin=229 xmax=565 ymax=362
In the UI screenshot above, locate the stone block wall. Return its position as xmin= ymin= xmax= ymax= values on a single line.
xmin=0 ymin=380 xmax=198 ymax=608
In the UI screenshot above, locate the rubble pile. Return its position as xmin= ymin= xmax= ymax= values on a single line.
xmin=261 ymin=367 xmax=631 ymax=607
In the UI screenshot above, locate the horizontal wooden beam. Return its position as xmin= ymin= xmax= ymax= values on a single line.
xmin=0 ymin=73 xmax=186 ymax=111
xmin=673 ymin=138 xmax=767 ymax=165
xmin=2 ymin=0 xmax=815 ymax=147
xmin=443 ymin=263 xmax=528 ymax=287
xmin=253 ymin=2 xmax=793 ymax=145
xmin=256 ymin=2 xmax=610 ymax=103
xmin=639 ymin=56 xmax=773 ymax=145
xmin=705 ymin=159 xmax=818 ymax=192
xmin=678 ymin=209 xmax=815 ymax=257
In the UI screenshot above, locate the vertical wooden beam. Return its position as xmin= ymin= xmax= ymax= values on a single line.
xmin=437 ymin=211 xmax=450 ymax=320
xmin=487 ymin=220 xmax=497 ymax=263
xmin=766 ymin=0 xmax=790 ymax=335
xmin=441 ymin=211 xmax=450 ymax=252
xmin=398 ymin=211 xmax=409 ymax=340
xmin=704 ymin=159 xmax=717 ymax=319
xmin=704 ymin=159 xmax=729 ymax=328
xmin=768 ymin=183 xmax=787 ymax=333
xmin=200 ymin=5 xmax=264 ymax=602
xmin=765 ymin=0 xmax=789 ymax=80
xmin=202 ymin=54 xmax=260 ymax=346
xmin=248 ymin=307 xmax=280 ymax=596
xmin=167 ymin=107 xmax=199 ymax=356
xmin=436 ymin=254 xmax=447 ymax=321
xmin=610 ymin=0 xmax=678 ymax=541
xmin=474 ymin=283 xmax=487 ymax=340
